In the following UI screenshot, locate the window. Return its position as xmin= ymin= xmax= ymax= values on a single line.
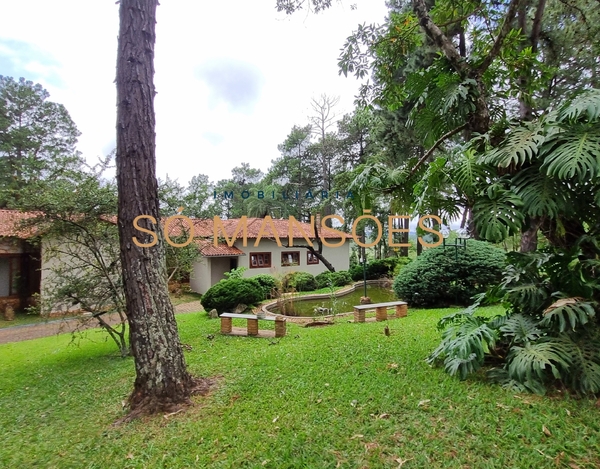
xmin=250 ymin=253 xmax=271 ymax=268
xmin=307 ymin=252 xmax=319 ymax=265
xmin=281 ymin=251 xmax=300 ymax=266
xmin=0 ymin=256 xmax=20 ymax=297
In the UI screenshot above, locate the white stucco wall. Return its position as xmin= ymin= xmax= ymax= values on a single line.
xmin=189 ymin=237 xmax=350 ymax=294
xmin=237 ymin=238 xmax=349 ymax=278
xmin=190 ymin=256 xmax=211 ymax=294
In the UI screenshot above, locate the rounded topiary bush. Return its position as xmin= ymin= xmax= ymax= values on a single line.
xmin=282 ymin=272 xmax=318 ymax=292
xmin=251 ymin=274 xmax=278 ymax=298
xmin=201 ymin=278 xmax=265 ymax=314
xmin=393 ymin=240 xmax=506 ymax=307
xmin=315 ymin=270 xmax=352 ymax=288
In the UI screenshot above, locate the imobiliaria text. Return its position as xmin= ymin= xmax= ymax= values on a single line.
xmin=131 ymin=211 xmax=444 ymax=249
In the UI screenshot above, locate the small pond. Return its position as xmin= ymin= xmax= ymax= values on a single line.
xmin=268 ymin=284 xmax=397 ymax=317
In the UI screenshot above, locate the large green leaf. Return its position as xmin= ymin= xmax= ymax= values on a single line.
xmin=482 ymin=121 xmax=546 ymax=167
xmin=539 ymin=297 xmax=597 ymax=332
xmin=540 ymin=127 xmax=600 ymax=181
xmin=558 ymin=334 xmax=600 ymax=394
xmin=559 ymin=88 xmax=600 ymax=122
xmin=499 ymin=313 xmax=542 ymax=344
xmin=507 ymin=340 xmax=572 ymax=393
xmin=473 ymin=186 xmax=524 ymax=242
xmin=450 ymin=149 xmax=490 ymax=200
xmin=512 ymin=165 xmax=566 ymax=218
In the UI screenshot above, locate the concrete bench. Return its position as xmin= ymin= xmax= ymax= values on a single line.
xmin=220 ymin=313 xmax=286 ymax=338
xmin=353 ymin=301 xmax=408 ymax=323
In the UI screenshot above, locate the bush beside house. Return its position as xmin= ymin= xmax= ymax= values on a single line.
xmin=393 ymin=241 xmax=506 ymax=307
xmin=201 ymin=278 xmax=265 ymax=314
xmin=350 ymin=257 xmax=410 ymax=281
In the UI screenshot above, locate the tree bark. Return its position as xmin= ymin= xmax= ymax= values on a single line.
xmin=115 ymin=0 xmax=198 ymax=419
xmin=520 ymin=216 xmax=541 ymax=252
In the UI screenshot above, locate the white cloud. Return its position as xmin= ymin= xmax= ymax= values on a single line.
xmin=1 ymin=0 xmax=388 ymax=185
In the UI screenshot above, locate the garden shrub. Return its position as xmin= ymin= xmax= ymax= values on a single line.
xmin=201 ymin=278 xmax=265 ymax=314
xmin=251 ymin=274 xmax=278 ymax=298
xmin=282 ymin=272 xmax=318 ymax=292
xmin=393 ymin=240 xmax=506 ymax=307
xmin=315 ymin=270 xmax=352 ymax=288
xmin=350 ymin=257 xmax=408 ymax=281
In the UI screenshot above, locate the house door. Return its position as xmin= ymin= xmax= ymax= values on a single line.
xmin=229 ymin=258 xmax=238 ymax=271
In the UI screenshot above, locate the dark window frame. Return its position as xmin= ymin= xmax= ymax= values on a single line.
xmin=249 ymin=252 xmax=271 ymax=269
xmin=0 ymin=255 xmax=21 ymax=297
xmin=307 ymin=252 xmax=319 ymax=265
xmin=281 ymin=251 xmax=300 ymax=267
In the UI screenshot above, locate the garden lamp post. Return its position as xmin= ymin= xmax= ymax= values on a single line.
xmin=441 ymin=226 xmax=469 ymax=261
xmin=441 ymin=226 xmax=470 ymax=306
xmin=359 ymin=249 xmax=368 ymax=298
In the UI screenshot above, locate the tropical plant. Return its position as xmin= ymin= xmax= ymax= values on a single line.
xmin=428 ymin=234 xmax=600 ymax=395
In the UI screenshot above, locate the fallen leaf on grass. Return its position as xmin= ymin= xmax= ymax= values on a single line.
xmin=395 ymin=457 xmax=413 ymax=468
xmin=350 ymin=434 xmax=364 ymax=440
xmin=566 ymin=409 xmax=571 ymax=416
xmin=272 ymin=416 xmax=279 ymax=423
xmin=125 ymin=453 xmax=134 ymax=460
xmin=568 ymin=463 xmax=581 ymax=469
xmin=542 ymin=425 xmax=552 ymax=437
xmin=364 ymin=442 xmax=379 ymax=452
xmin=350 ymin=400 xmax=358 ymax=407
xmin=418 ymin=399 xmax=430 ymax=407
xmin=378 ymin=413 xmax=390 ymax=419
xmin=496 ymin=403 xmax=510 ymax=410
xmin=262 ymin=460 xmax=269 ymax=466
xmin=163 ymin=409 xmax=184 ymax=419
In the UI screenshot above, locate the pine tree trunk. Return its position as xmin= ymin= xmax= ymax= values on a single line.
xmin=115 ymin=0 xmax=195 ymax=418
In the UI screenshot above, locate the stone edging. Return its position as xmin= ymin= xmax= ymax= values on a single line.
xmin=259 ymin=279 xmax=392 ymax=325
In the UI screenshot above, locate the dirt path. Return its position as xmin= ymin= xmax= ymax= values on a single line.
xmin=0 ymin=301 xmax=204 ymax=345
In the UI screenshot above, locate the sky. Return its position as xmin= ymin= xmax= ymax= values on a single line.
xmin=0 ymin=0 xmax=389 ymax=186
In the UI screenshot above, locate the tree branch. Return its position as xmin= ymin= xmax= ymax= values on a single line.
xmin=409 ymin=123 xmax=467 ymax=176
xmin=476 ymin=0 xmax=523 ymax=76
xmin=530 ymin=0 xmax=547 ymax=53
xmin=412 ymin=0 xmax=468 ymax=75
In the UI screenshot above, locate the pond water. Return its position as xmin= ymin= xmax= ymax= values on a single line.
xmin=269 ymin=284 xmax=397 ymax=317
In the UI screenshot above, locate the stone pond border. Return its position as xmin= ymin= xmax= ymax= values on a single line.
xmin=259 ymin=279 xmax=393 ymax=325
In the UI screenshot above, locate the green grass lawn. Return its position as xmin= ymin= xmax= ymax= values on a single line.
xmin=0 ymin=312 xmax=48 ymax=329
xmin=1 ymin=306 xmax=598 ymax=468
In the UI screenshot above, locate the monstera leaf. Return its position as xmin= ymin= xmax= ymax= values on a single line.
xmin=473 ymin=185 xmax=524 ymax=242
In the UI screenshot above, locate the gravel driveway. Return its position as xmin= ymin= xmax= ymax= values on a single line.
xmin=0 ymin=301 xmax=204 ymax=344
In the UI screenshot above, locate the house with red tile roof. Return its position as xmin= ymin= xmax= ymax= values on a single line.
xmin=1 ymin=211 xmax=352 ymax=312
xmin=182 ymin=216 xmax=351 ymax=294
xmin=0 ymin=210 xmax=42 ymax=313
